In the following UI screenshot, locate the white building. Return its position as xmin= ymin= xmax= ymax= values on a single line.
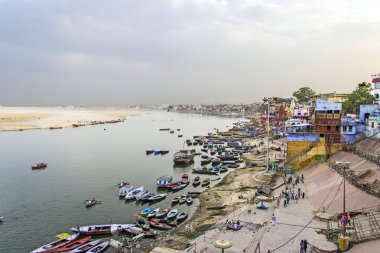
xmin=372 ymin=74 xmax=380 ymax=104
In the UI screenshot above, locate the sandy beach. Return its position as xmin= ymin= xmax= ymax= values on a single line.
xmin=0 ymin=107 xmax=141 ymax=132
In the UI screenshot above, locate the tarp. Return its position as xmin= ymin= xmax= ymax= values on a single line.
xmin=55 ymin=233 xmax=70 ymax=239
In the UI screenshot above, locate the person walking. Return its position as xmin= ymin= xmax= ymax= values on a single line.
xmin=300 ymin=240 xmax=305 ymax=253
xmin=304 ymin=239 xmax=308 ymax=252
xmin=284 ymin=199 xmax=287 ymax=208
xmin=271 ymin=214 xmax=276 ymax=225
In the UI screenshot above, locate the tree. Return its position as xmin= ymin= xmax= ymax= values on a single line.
xmin=292 ymin=87 xmax=316 ymax=102
xmin=343 ymin=82 xmax=374 ymax=114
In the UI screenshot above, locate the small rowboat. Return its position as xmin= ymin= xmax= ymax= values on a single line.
xmin=177 ymin=211 xmax=188 ymax=221
xmin=146 ymin=149 xmax=154 ymax=155
xmin=148 ymin=221 xmax=172 ymax=230
xmin=181 ymin=174 xmax=189 ymax=185
xmin=136 ymin=190 xmax=150 ymax=201
xmin=70 ymin=239 xmax=101 ymax=253
xmin=140 ymin=207 xmax=151 ymax=216
xmin=186 ymin=197 xmax=193 ymax=205
xmin=125 ymin=186 xmax=144 ymax=200
xmin=166 ymin=181 xmax=181 ymax=189
xmin=119 ymin=185 xmax=133 ymax=198
xmin=147 ymin=207 xmax=160 ymax=219
xmin=123 ymin=226 xmax=157 ymax=238
xmin=160 ymin=149 xmax=169 ymax=155
xmin=135 ymin=215 xmax=150 ymax=229
xmin=192 ymin=176 xmax=201 ymax=186
xmin=167 ymin=209 xmax=178 ymax=219
xmin=171 ymin=183 xmax=187 ymax=191
xmin=178 ymin=197 xmax=186 ymax=205
xmin=220 ymin=167 xmax=228 ymax=173
xmin=31 ymin=233 xmax=79 ymax=253
xmin=86 ymin=241 xmax=110 ymax=253
xmin=140 ymin=193 xmax=155 ymax=202
xmin=85 ymin=199 xmax=97 ymax=207
xmin=31 ymin=163 xmax=47 ymax=169
xmin=71 ymin=224 xmax=134 ymax=236
xmin=146 ymin=193 xmax=166 ymax=202
xmin=201 ymin=178 xmax=210 ymax=187
xmin=151 ymin=218 xmax=177 ymax=227
xmin=155 ymin=208 xmax=169 ymax=218
xmin=53 ymin=236 xmax=91 ymax=252
xmin=171 ymin=196 xmax=181 ymax=205
xmin=201 ymin=158 xmax=212 ymax=165
xmin=0 ymin=216 xmax=3 ymax=222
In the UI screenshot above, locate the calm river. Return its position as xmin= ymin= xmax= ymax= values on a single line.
xmin=0 ymin=111 xmax=239 ymax=252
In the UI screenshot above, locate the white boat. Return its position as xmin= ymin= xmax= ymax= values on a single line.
xmin=186 ymin=197 xmax=193 ymax=205
xmin=0 ymin=216 xmax=3 ymax=222
xmin=147 ymin=193 xmax=166 ymax=202
xmin=71 ymin=224 xmax=134 ymax=236
xmin=167 ymin=209 xmax=178 ymax=219
xmin=31 ymin=233 xmax=79 ymax=253
xmin=119 ymin=185 xmax=133 ymax=198
xmin=147 ymin=207 xmax=160 ymax=219
xmin=125 ymin=186 xmax=144 ymax=200
xmin=135 ymin=190 xmax=150 ymax=201
xmin=86 ymin=241 xmax=110 ymax=253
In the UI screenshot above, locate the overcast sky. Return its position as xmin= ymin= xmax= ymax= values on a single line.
xmin=1 ymin=0 xmax=379 ymax=106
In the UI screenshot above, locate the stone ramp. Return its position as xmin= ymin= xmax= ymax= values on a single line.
xmin=352 ymin=208 xmax=380 ymax=243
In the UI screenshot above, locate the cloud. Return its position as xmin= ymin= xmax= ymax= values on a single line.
xmin=0 ymin=0 xmax=380 ymax=106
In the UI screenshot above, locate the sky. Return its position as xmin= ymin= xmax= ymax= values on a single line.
xmin=1 ymin=0 xmax=380 ymax=106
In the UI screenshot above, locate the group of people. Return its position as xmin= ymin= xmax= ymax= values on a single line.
xmin=300 ymin=239 xmax=308 ymax=253
xmin=226 ymin=220 xmax=241 ymax=231
xmin=280 ymin=187 xmax=305 ymax=208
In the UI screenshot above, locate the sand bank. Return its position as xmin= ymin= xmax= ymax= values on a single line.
xmin=0 ymin=107 xmax=141 ymax=132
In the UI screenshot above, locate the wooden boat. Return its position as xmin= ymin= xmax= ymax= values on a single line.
xmin=146 ymin=149 xmax=154 ymax=155
xmin=71 ymin=224 xmax=133 ymax=236
xmin=53 ymin=236 xmax=91 ymax=252
xmin=201 ymin=178 xmax=210 ymax=187
xmin=136 ymin=190 xmax=150 ymax=201
xmin=31 ymin=163 xmax=47 ymax=169
xmin=140 ymin=193 xmax=155 ymax=202
xmin=146 ymin=193 xmax=166 ymax=202
xmin=211 ymin=158 xmax=221 ymax=166
xmin=154 ymin=149 xmax=161 ymax=155
xmin=177 ymin=211 xmax=188 ymax=221
xmin=125 ymin=186 xmax=144 ymax=200
xmin=167 ymin=209 xmax=178 ymax=219
xmin=220 ymin=167 xmax=228 ymax=173
xmin=201 ymin=148 xmax=208 ymax=153
xmin=192 ymin=167 xmax=218 ymax=175
xmin=206 ymin=205 xmax=226 ymax=210
xmin=0 ymin=216 xmax=3 ymax=222
xmin=140 ymin=207 xmax=151 ymax=216
xmin=186 ymin=197 xmax=193 ymax=205
xmin=201 ymin=158 xmax=212 ymax=166
xmin=85 ymin=199 xmax=97 ymax=207
xmin=155 ymin=208 xmax=169 ymax=218
xmin=171 ymin=183 xmax=187 ymax=191
xmin=228 ymin=163 xmax=239 ymax=168
xmin=119 ymin=185 xmax=133 ymax=198
xmin=134 ymin=215 xmax=150 ymax=229
xmin=86 ymin=241 xmax=110 ymax=253
xmin=166 ymin=180 xmax=181 ymax=189
xmin=31 ymin=233 xmax=79 ymax=253
xmin=170 ymin=130 xmax=175 ymax=133
xmin=201 ymin=154 xmax=209 ymax=159
xmin=178 ymin=134 xmax=183 ymax=138
xmin=148 ymin=221 xmax=172 ymax=230
xmin=171 ymin=196 xmax=181 ymax=205
xmin=123 ymin=226 xmax=157 ymax=238
xmin=173 ymin=151 xmax=194 ymax=164
xmin=147 ymin=207 xmax=160 ymax=219
xmin=70 ymin=239 xmax=101 ymax=253
xmin=178 ymin=197 xmax=186 ymax=204
xmin=150 ymin=218 xmax=177 ymax=227
xmin=156 ymin=175 xmax=173 ymax=188
xmin=118 ymin=181 xmax=130 ymax=188
xmin=160 ymin=149 xmax=169 ymax=155
xmin=181 ymin=174 xmax=189 ymax=185
xmin=192 ymin=176 xmax=201 ymax=186
xmin=159 ymin=128 xmax=170 ymax=131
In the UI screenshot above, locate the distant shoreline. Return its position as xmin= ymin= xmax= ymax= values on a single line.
xmin=0 ymin=106 xmax=143 ymax=132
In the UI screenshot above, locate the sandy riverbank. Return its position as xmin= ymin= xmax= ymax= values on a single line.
xmin=0 ymin=107 xmax=141 ymax=132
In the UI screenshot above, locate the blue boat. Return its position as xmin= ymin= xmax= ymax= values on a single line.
xmin=140 ymin=207 xmax=151 ymax=216
xmin=154 ymin=149 xmax=161 ymax=155
xmin=213 ymin=165 xmax=221 ymax=171
xmin=157 ymin=175 xmax=173 ymax=188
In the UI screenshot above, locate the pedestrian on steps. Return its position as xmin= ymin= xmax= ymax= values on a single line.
xmin=271 ymin=214 xmax=276 ymax=225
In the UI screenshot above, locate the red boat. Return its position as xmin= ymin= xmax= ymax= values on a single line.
xmin=166 ymin=181 xmax=181 ymax=189
xmin=148 ymin=221 xmax=172 ymax=230
xmin=181 ymin=174 xmax=189 ymax=185
xmin=192 ymin=176 xmax=201 ymax=186
xmin=52 ymin=236 xmax=91 ymax=252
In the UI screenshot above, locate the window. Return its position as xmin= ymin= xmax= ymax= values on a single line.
xmin=336 ymin=126 xmax=339 ymax=131
xmin=327 ymin=126 xmax=331 ymax=131
xmin=327 ymin=110 xmax=333 ymax=114
xmin=343 ymin=126 xmax=347 ymax=131
xmin=349 ymin=126 xmax=353 ymax=132
xmin=376 ymin=94 xmax=379 ymax=99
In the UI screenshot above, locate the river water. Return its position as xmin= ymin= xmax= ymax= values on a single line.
xmin=0 ymin=111 xmax=239 ymax=252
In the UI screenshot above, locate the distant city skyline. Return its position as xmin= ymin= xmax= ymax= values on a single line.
xmin=1 ymin=0 xmax=379 ymax=106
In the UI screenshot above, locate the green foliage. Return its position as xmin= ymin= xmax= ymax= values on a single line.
xmin=292 ymin=87 xmax=316 ymax=102
xmin=343 ymin=82 xmax=374 ymax=114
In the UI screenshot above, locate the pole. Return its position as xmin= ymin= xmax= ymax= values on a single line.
xmin=267 ymin=98 xmax=270 ymax=172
